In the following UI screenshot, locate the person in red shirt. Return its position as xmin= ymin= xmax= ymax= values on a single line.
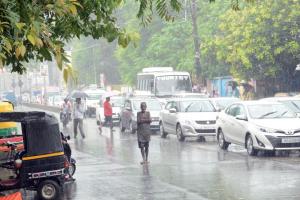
xmin=103 ymin=97 xmax=113 ymax=131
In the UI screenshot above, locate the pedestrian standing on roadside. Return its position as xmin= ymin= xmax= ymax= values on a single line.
xmin=137 ymin=102 xmax=152 ymax=165
xmin=103 ymin=96 xmax=113 ymax=131
xmin=73 ymin=98 xmax=85 ymax=139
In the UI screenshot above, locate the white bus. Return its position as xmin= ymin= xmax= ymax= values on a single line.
xmin=136 ymin=67 xmax=192 ymax=97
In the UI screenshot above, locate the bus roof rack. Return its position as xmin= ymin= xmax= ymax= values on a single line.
xmin=142 ymin=67 xmax=173 ymax=73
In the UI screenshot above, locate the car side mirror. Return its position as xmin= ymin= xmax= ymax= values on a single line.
xmin=236 ymin=114 xmax=247 ymax=121
xmin=66 ymin=136 xmax=71 ymax=140
xmin=216 ymin=108 xmax=222 ymax=112
xmin=169 ymin=108 xmax=177 ymax=113
xmin=296 ymin=113 xmax=300 ymax=118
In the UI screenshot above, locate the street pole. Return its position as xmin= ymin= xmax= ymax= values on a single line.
xmin=18 ymin=77 xmax=23 ymax=105
xmin=29 ymin=77 xmax=32 ymax=103
xmin=190 ymin=0 xmax=201 ymax=82
xmin=91 ymin=48 xmax=97 ymax=85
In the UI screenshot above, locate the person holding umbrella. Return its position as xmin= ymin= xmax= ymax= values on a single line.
xmin=73 ymin=98 xmax=86 ymax=139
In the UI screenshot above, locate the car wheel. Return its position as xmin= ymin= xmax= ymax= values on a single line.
xmin=37 ymin=180 xmax=61 ymax=200
xmin=176 ymin=124 xmax=185 ymax=142
xmin=217 ymin=129 xmax=229 ymax=150
xmin=246 ymin=135 xmax=258 ymax=156
xmin=160 ymin=122 xmax=167 ymax=138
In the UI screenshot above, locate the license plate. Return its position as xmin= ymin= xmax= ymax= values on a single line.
xmin=282 ymin=137 xmax=300 ymax=143
xmin=151 ymin=121 xmax=159 ymax=126
xmin=199 ymin=125 xmax=215 ymax=130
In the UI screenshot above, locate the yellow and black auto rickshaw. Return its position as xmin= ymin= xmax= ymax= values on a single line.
xmin=0 ymin=112 xmax=67 ymax=200
xmin=0 ymin=101 xmax=17 ymax=136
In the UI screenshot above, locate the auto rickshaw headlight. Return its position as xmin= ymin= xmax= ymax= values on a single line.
xmin=64 ymin=157 xmax=70 ymax=168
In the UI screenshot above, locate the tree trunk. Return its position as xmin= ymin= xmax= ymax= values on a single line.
xmin=190 ymin=0 xmax=201 ymax=81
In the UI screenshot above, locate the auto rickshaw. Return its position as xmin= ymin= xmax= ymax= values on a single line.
xmin=0 ymin=112 xmax=66 ymax=200
xmin=0 ymin=101 xmax=23 ymax=159
xmin=0 ymin=102 xmax=17 ymax=136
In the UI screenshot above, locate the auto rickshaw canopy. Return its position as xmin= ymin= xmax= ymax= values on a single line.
xmin=0 ymin=112 xmax=63 ymax=157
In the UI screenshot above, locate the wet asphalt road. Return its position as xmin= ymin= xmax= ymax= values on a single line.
xmin=20 ymin=107 xmax=300 ymax=200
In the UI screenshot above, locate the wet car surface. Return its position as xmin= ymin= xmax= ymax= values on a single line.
xmin=19 ymin=107 xmax=300 ymax=200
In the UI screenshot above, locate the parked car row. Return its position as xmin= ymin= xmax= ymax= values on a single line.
xmin=147 ymin=95 xmax=300 ymax=157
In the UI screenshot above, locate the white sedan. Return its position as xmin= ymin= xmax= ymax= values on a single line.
xmin=217 ymin=101 xmax=300 ymax=156
xmin=160 ymin=98 xmax=218 ymax=141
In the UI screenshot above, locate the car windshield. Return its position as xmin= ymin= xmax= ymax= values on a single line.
xmin=132 ymin=100 xmax=162 ymax=111
xmin=155 ymin=75 xmax=192 ymax=96
xmin=215 ymin=98 xmax=239 ymax=109
xmin=179 ymin=100 xmax=215 ymax=112
xmin=280 ymin=100 xmax=300 ymax=113
xmin=87 ymin=94 xmax=102 ymax=100
xmin=110 ymin=98 xmax=124 ymax=107
xmin=247 ymin=104 xmax=297 ymax=119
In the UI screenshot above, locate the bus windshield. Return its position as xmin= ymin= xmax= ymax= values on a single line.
xmin=155 ymin=75 xmax=192 ymax=96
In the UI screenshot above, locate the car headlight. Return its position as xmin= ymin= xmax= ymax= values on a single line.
xmin=257 ymin=126 xmax=277 ymax=133
xmin=183 ymin=120 xmax=193 ymax=125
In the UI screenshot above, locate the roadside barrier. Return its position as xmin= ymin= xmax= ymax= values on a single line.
xmin=22 ymin=103 xmax=60 ymax=113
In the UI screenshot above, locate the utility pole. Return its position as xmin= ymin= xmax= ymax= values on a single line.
xmin=18 ymin=77 xmax=23 ymax=105
xmin=91 ymin=48 xmax=97 ymax=85
xmin=190 ymin=0 xmax=201 ymax=82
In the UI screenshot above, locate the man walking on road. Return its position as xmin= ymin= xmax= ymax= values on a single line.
xmin=137 ymin=102 xmax=152 ymax=165
xmin=73 ymin=98 xmax=85 ymax=139
xmin=103 ymin=96 xmax=113 ymax=131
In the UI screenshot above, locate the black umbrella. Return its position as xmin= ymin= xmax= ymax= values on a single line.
xmin=70 ymin=90 xmax=89 ymax=98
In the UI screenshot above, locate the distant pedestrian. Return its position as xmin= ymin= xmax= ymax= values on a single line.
xmin=73 ymin=98 xmax=85 ymax=139
xmin=103 ymin=96 xmax=113 ymax=131
xmin=120 ymin=106 xmax=131 ymax=132
xmin=137 ymin=102 xmax=152 ymax=165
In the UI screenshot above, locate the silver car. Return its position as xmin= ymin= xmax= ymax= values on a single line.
xmin=160 ymin=98 xmax=218 ymax=141
xmin=217 ymin=101 xmax=300 ymax=156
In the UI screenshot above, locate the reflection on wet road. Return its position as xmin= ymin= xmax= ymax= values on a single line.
xmin=21 ymin=108 xmax=300 ymax=200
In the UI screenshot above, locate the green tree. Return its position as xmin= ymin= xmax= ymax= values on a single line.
xmin=116 ymin=0 xmax=233 ymax=85
xmin=0 ymin=0 xmax=181 ymax=75
xmin=214 ymin=0 xmax=300 ymax=86
xmin=71 ymin=38 xmax=120 ymax=85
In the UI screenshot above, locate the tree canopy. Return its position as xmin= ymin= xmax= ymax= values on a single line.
xmin=114 ymin=0 xmax=299 ymax=93
xmin=0 ymin=0 xmax=181 ymax=76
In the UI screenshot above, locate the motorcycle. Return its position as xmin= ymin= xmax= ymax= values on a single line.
xmin=61 ymin=134 xmax=76 ymax=178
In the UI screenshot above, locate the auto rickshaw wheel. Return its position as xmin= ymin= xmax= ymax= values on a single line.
xmin=69 ymin=162 xmax=76 ymax=176
xmin=37 ymin=180 xmax=61 ymax=200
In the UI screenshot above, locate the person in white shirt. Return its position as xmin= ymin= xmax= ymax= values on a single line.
xmin=73 ymin=98 xmax=85 ymax=139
